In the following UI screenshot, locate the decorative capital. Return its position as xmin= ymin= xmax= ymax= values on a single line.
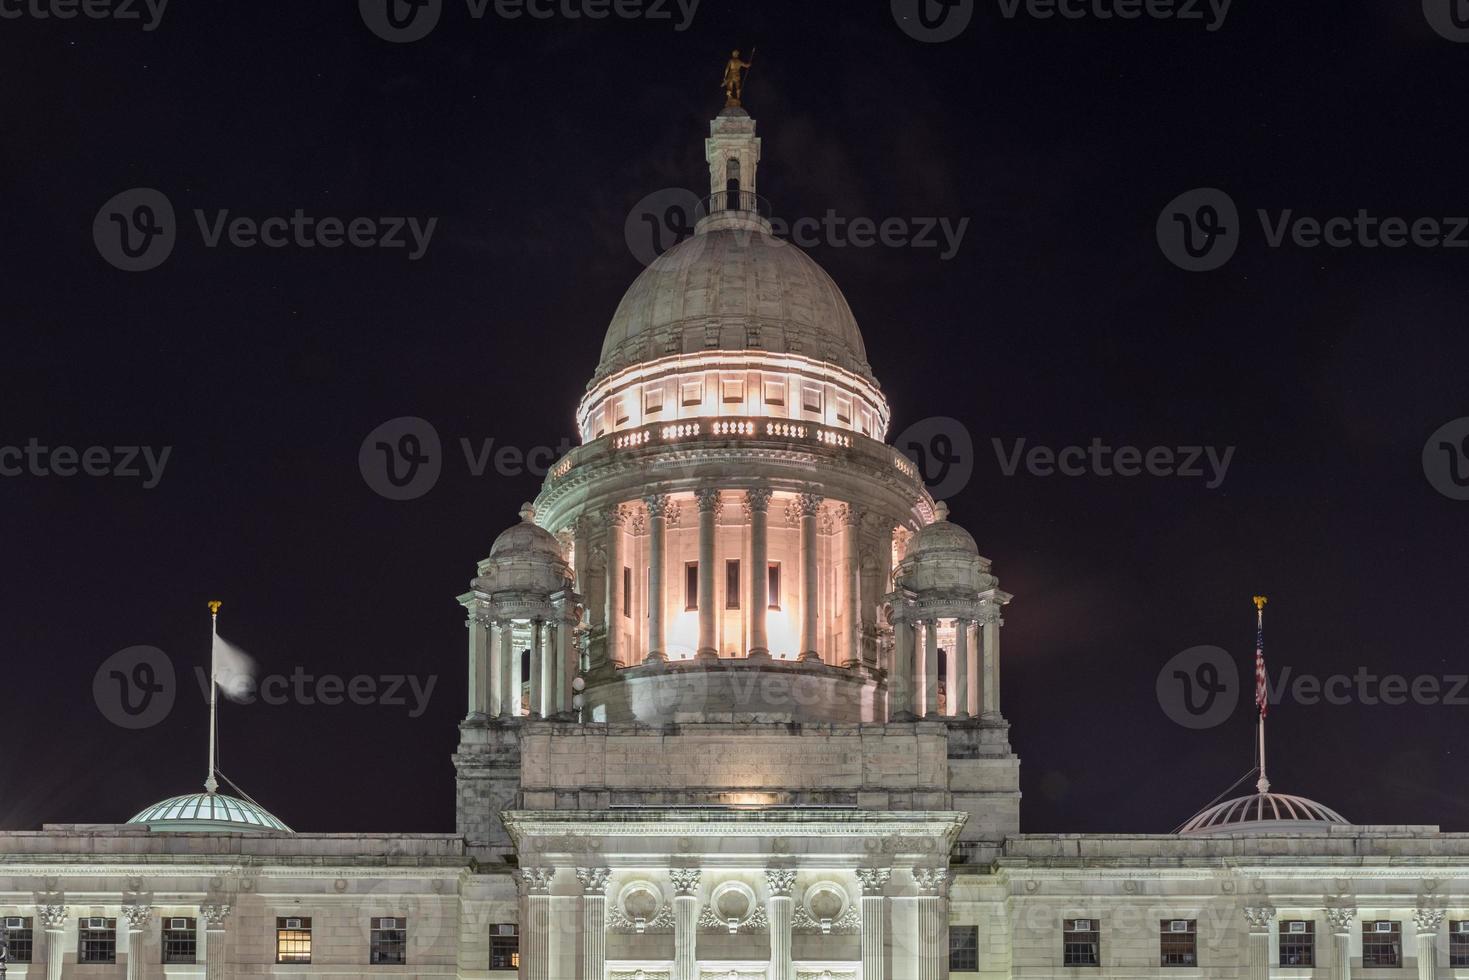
xmin=603 ymin=504 xmax=628 ymax=528
xmin=914 ymin=867 xmax=949 ymax=896
xmin=743 ymin=487 xmax=773 ymax=515
xmin=1243 ymin=906 xmax=1276 ymax=929
xmin=1325 ymin=907 xmax=1357 ymax=932
xmin=765 ymin=868 xmax=798 ymax=897
xmin=199 ymin=903 xmax=232 ymax=928
xmin=577 ymin=867 xmax=612 ymax=895
xmin=839 ymin=503 xmax=862 ymax=527
xmin=121 ymin=904 xmax=153 ymax=930
xmin=798 ymin=492 xmax=824 ymax=517
xmin=38 ymin=904 xmax=68 ymax=929
xmin=696 ymin=488 xmax=723 ymax=516
xmin=520 ymin=867 xmax=555 ymax=894
xmin=1415 ymin=908 xmax=1447 ymax=932
xmin=855 ymin=868 xmax=892 ymax=894
xmin=644 ymin=494 xmax=671 ymax=519
xmin=669 ymin=868 xmax=702 ymax=896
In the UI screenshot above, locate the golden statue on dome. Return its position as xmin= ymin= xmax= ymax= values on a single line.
xmin=721 ymin=47 xmax=754 ymax=107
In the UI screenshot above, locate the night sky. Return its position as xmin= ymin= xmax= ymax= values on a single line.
xmin=3 ymin=0 xmax=1467 ymax=837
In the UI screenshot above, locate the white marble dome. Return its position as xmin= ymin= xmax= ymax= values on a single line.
xmin=479 ymin=504 xmax=573 ymax=594
xmin=895 ymin=502 xmax=994 ymax=593
xmin=595 ymin=228 xmax=876 ymax=384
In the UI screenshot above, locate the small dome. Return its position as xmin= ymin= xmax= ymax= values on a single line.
xmin=490 ymin=504 xmax=564 ymax=561
xmin=906 ymin=501 xmax=979 ymax=559
xmin=596 ymin=228 xmax=875 ymax=383
xmin=1179 ymin=792 xmax=1348 ymax=835
xmin=894 ymin=502 xmax=991 ymax=594
xmin=127 ymin=792 xmax=292 ymax=834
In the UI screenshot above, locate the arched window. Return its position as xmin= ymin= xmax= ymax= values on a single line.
xmin=725 ymin=158 xmax=741 ymax=210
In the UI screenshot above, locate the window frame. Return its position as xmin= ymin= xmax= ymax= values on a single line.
xmin=949 ymin=923 xmax=980 ymax=972
xmin=1159 ymin=919 xmax=1198 ymax=967
xmin=1450 ymin=921 xmax=1469 ymax=968
xmin=725 ymin=558 xmax=741 ymax=609
xmin=490 ymin=923 xmax=519 ymax=971
xmin=370 ymin=916 xmax=408 ymax=966
xmin=162 ymin=915 xmax=198 ymax=965
xmin=768 ymin=561 xmax=781 ymax=610
xmin=78 ymin=916 xmax=118 ymax=964
xmin=685 ymin=561 xmax=699 ymax=611
xmin=275 ymin=916 xmax=313 ymax=965
xmin=1362 ymin=921 xmax=1402 ymax=968
xmin=4 ymin=916 xmax=34 ymax=963
xmin=1279 ymin=920 xmax=1315 ymax=967
xmin=1064 ymin=917 xmax=1101 ymax=967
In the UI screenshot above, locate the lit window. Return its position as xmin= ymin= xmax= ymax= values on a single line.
xmin=768 ymin=562 xmax=781 ymax=610
xmin=1450 ymin=921 xmax=1469 ymax=967
xmin=1159 ymin=920 xmax=1197 ymax=967
xmin=276 ymin=917 xmax=312 ymax=964
xmin=4 ymin=916 xmax=34 ymax=963
xmin=78 ymin=917 xmax=117 ymax=964
xmin=1064 ymin=918 xmax=1100 ymax=967
xmin=371 ymin=916 xmax=407 ymax=965
xmin=950 ymin=924 xmax=979 ymax=971
xmin=1280 ymin=920 xmax=1314 ymax=967
xmin=1362 ymin=921 xmax=1401 ymax=967
xmin=685 ymin=561 xmax=699 ymax=611
xmin=681 ymin=381 xmax=703 ymax=407
xmin=725 ymin=559 xmax=741 ymax=609
xmin=722 ymin=378 xmax=745 ymax=404
xmin=623 ymin=567 xmax=631 ymax=619
xmin=163 ymin=916 xmax=197 ymax=964
xmin=490 ymin=924 xmax=519 ymax=970
xmin=763 ymin=380 xmax=785 ymax=406
xmin=644 ymin=387 xmax=664 ymax=414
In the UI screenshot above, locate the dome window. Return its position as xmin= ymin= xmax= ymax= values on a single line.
xmin=721 ymin=378 xmax=745 ymax=404
xmin=763 ymin=379 xmax=785 ymax=407
xmin=644 ymin=387 xmax=664 ymax=414
xmin=681 ymin=380 xmax=704 ymax=407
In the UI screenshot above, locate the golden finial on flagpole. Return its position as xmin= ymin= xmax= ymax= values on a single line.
xmin=1252 ymin=595 xmax=1268 ymax=611
xmin=208 ymin=600 xmax=222 ymax=616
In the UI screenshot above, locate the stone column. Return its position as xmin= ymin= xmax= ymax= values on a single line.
xmin=953 ymin=618 xmax=970 ymax=718
xmin=921 ymin=619 xmax=940 ymax=718
xmin=1415 ymin=910 xmax=1444 ymax=980
xmin=521 ymin=869 xmax=554 ymax=980
xmin=40 ymin=904 xmax=66 ymax=980
xmin=979 ymin=603 xmax=1003 ymax=717
xmin=200 ymin=903 xmax=231 ymax=980
xmin=766 ymin=869 xmax=797 ymax=980
xmin=122 ymin=904 xmax=151 ymax=980
xmin=798 ymin=493 xmax=823 ymax=662
xmin=914 ymin=869 xmax=949 ymax=980
xmin=498 ymin=619 xmax=517 ymax=718
xmin=466 ymin=609 xmax=491 ymax=719
xmin=696 ymin=489 xmax=721 ymax=661
xmin=488 ymin=618 xmax=504 ymax=718
xmin=842 ymin=505 xmax=863 ymax=667
xmin=529 ymin=618 xmax=545 ymax=717
xmin=577 ymin=868 xmax=611 ymax=980
xmin=857 ymin=869 xmax=892 ymax=980
xmin=745 ymin=488 xmax=773 ymax=660
xmin=1244 ymin=907 xmax=1276 ymax=980
xmin=645 ymin=494 xmax=669 ymax=662
xmin=603 ymin=505 xmax=627 ymax=668
xmin=1327 ymin=908 xmax=1356 ymax=980
xmin=670 ymin=870 xmax=702 ymax=980
xmin=541 ymin=621 xmax=557 ymax=716
xmin=891 ymin=610 xmax=915 ymax=719
xmin=557 ymin=605 xmax=578 ymax=715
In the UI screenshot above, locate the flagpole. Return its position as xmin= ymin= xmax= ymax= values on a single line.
xmin=206 ymin=600 xmax=221 ymax=795
xmin=1253 ymin=595 xmax=1269 ymax=794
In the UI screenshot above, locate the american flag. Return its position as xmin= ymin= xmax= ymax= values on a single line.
xmin=1254 ymin=616 xmax=1268 ymax=717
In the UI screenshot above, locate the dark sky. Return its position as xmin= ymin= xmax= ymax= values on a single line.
xmin=3 ymin=0 xmax=1467 ymax=837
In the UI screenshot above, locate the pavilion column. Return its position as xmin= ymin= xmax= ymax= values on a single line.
xmin=603 ymin=505 xmax=627 ymax=669
xmin=857 ymin=869 xmax=892 ymax=980
xmin=798 ymin=494 xmax=824 ymax=662
xmin=979 ymin=601 xmax=1003 ymax=718
xmin=745 ymin=488 xmax=773 ymax=660
xmin=671 ymin=870 xmax=702 ymax=980
xmin=1416 ymin=910 xmax=1445 ymax=980
xmin=1328 ymin=908 xmax=1356 ymax=980
xmin=529 ymin=619 xmax=545 ymax=717
xmin=766 ymin=870 xmax=797 ymax=980
xmin=1244 ymin=907 xmax=1276 ymax=980
xmin=40 ymin=904 xmax=66 ymax=980
xmin=557 ymin=602 xmax=578 ymax=716
xmin=466 ymin=607 xmax=491 ymax=719
xmin=645 ymin=494 xmax=670 ymax=663
xmin=953 ymin=618 xmax=970 ymax=719
xmin=487 ymin=618 xmax=503 ymax=718
xmin=122 ymin=904 xmax=151 ymax=980
xmin=843 ymin=505 xmax=863 ymax=667
xmin=541 ymin=621 xmax=557 ymax=716
xmin=577 ymin=868 xmax=611 ymax=980
xmin=696 ymin=489 xmax=721 ymax=661
xmin=913 ymin=869 xmax=949 ymax=980
xmin=521 ymin=869 xmax=553 ymax=980
xmin=921 ymin=619 xmax=940 ymax=718
xmin=891 ymin=609 xmax=916 ymax=719
xmin=498 ymin=619 xmax=517 ymax=718
xmin=200 ymin=903 xmax=231 ymax=980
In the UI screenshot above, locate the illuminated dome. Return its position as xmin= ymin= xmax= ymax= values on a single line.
xmin=478 ymin=504 xmax=574 ymax=595
xmin=596 ymin=228 xmax=875 ymax=384
xmin=127 ymin=792 xmax=292 ymax=834
xmin=1179 ymin=792 xmax=1348 ymax=835
xmin=489 ymin=504 xmax=565 ymax=562
xmin=895 ymin=501 xmax=995 ymax=594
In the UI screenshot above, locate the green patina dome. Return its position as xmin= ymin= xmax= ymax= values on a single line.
xmin=127 ymin=792 xmax=292 ymax=834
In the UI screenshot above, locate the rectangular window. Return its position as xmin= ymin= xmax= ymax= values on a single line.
xmin=1159 ymin=920 xmax=1197 ymax=967
xmin=950 ymin=924 xmax=979 ymax=972
xmin=276 ymin=917 xmax=312 ymax=965
xmin=835 ymin=394 xmax=852 ymax=423
xmin=1064 ymin=918 xmax=1101 ymax=967
xmin=725 ymin=559 xmax=741 ymax=609
xmin=802 ymin=385 xmax=823 ymax=415
xmin=681 ymin=381 xmax=703 ymax=407
xmin=78 ymin=917 xmax=117 ymax=964
xmin=1363 ymin=921 xmax=1402 ymax=967
xmin=614 ymin=398 xmax=629 ymax=425
xmin=763 ymin=380 xmax=785 ymax=406
xmin=1450 ymin=922 xmax=1469 ymax=967
xmin=1280 ymin=920 xmax=1315 ymax=967
xmin=490 ymin=923 xmax=519 ymax=971
xmin=4 ymin=916 xmax=33 ymax=963
xmin=685 ymin=561 xmax=699 ymax=611
xmin=768 ymin=561 xmax=781 ymax=610
xmin=623 ymin=566 xmax=631 ymax=619
xmin=721 ymin=378 xmax=745 ymax=404
xmin=370 ymin=916 xmax=408 ymax=965
xmin=644 ymin=387 xmax=664 ymax=414
xmin=162 ymin=916 xmax=198 ymax=964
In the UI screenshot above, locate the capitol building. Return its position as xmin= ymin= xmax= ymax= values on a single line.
xmin=4 ymin=100 xmax=1468 ymax=980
